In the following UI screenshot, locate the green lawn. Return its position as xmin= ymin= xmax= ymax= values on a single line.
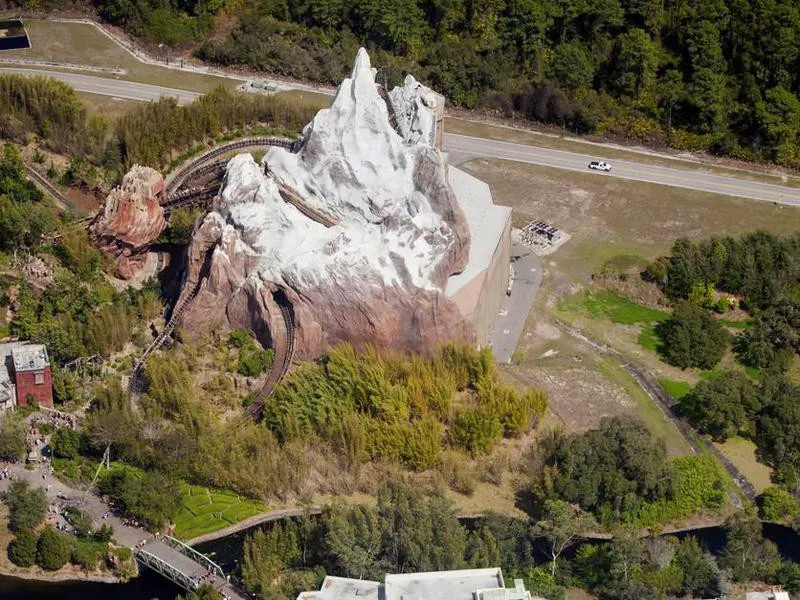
xmin=713 ymin=436 xmax=773 ymax=493
xmin=172 ymin=483 xmax=267 ymax=540
xmin=719 ymin=318 xmax=751 ymax=330
xmin=659 ymin=378 xmax=692 ymax=401
xmin=632 ymin=454 xmax=731 ymax=526
xmin=596 ymin=358 xmax=692 ymax=457
xmin=558 ymin=290 xmax=670 ymax=352
xmin=0 ymin=19 xmax=235 ymax=92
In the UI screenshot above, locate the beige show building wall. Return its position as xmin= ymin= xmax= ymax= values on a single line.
xmin=446 ymin=166 xmax=512 ymax=346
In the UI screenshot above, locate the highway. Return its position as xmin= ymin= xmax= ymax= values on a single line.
xmin=444 ymin=133 xmax=800 ymax=206
xmin=0 ymin=67 xmax=200 ymax=104
xmin=4 ymin=67 xmax=800 ymax=206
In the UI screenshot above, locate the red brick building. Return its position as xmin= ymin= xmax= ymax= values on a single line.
xmin=0 ymin=343 xmax=54 ymax=409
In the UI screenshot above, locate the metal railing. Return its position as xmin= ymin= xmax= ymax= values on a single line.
xmin=162 ymin=535 xmax=224 ymax=579
xmin=135 ymin=548 xmax=198 ymax=592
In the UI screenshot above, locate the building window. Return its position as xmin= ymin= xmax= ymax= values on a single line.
xmin=35 ymin=372 xmax=44 ymax=385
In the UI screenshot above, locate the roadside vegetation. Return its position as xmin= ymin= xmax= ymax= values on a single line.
xmin=0 ymin=74 xmax=317 ymax=189
xmin=58 ymin=0 xmax=800 ymax=170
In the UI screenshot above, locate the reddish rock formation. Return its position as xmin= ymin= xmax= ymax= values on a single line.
xmin=90 ymin=165 xmax=167 ymax=279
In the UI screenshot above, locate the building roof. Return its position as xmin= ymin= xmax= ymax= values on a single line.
xmin=445 ymin=166 xmax=511 ymax=299
xmin=11 ymin=344 xmax=49 ymax=372
xmin=0 ymin=342 xmax=23 ymax=380
xmin=297 ymin=576 xmax=382 ymax=600
xmin=384 ymin=568 xmax=505 ymax=600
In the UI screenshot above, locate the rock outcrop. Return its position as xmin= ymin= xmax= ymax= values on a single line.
xmin=90 ymin=165 xmax=167 ymax=279
xmin=177 ymin=49 xmax=473 ymax=358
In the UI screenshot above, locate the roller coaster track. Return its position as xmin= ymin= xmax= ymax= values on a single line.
xmin=26 ymin=165 xmax=71 ymax=211
xmin=376 ymin=84 xmax=402 ymax=136
xmin=272 ymin=176 xmax=340 ymax=227
xmin=162 ymin=183 xmax=220 ymax=214
xmin=165 ymin=137 xmax=297 ymax=196
xmin=127 ymin=276 xmax=204 ymax=394
xmin=245 ymin=300 xmax=295 ymax=419
xmin=127 ymin=136 xmax=303 ymax=399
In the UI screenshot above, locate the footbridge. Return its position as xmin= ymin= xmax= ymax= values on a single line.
xmin=134 ymin=535 xmax=246 ymax=600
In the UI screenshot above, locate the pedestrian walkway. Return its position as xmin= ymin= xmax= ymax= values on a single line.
xmin=488 ymin=242 xmax=543 ymax=362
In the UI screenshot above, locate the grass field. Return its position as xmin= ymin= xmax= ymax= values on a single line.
xmin=713 ymin=436 xmax=773 ymax=493
xmin=173 ymin=483 xmax=267 ymax=540
xmin=76 ymin=92 xmax=141 ymax=118
xmin=558 ymin=290 xmax=669 ymax=352
xmin=660 ymin=378 xmax=692 ymax=401
xmin=595 ymin=357 xmax=692 ymax=456
xmin=0 ymin=19 xmax=235 ymax=92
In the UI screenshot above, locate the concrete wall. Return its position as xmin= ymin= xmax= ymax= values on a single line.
xmin=472 ymin=214 xmax=512 ymax=346
xmin=15 ymin=367 xmax=53 ymax=407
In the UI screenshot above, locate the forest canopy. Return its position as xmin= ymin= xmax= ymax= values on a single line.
xmin=185 ymin=0 xmax=800 ymax=167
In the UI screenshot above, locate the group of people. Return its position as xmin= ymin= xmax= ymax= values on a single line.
xmin=31 ymin=409 xmax=78 ymax=430
xmin=0 ymin=466 xmax=15 ymax=481
xmin=47 ymin=502 xmax=75 ymax=533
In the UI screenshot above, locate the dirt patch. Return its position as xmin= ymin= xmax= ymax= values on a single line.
xmin=507 ymin=360 xmax=636 ymax=434
xmin=462 ymin=158 xmax=800 ymax=305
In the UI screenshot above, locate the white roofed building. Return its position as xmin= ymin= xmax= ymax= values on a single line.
xmin=296 ymin=568 xmax=545 ymax=600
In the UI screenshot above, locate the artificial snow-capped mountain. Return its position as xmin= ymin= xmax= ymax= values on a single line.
xmin=176 ymin=48 xmax=474 ymax=357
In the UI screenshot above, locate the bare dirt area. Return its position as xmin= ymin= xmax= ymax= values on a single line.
xmin=461 ymin=158 xmax=800 ymax=303
xmin=507 ymin=359 xmax=636 ymax=433
xmin=461 ymin=157 xmax=799 ymax=457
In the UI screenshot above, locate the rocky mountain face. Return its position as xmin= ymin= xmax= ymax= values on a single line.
xmin=177 ymin=49 xmax=474 ymax=358
xmin=90 ymin=165 xmax=166 ymax=279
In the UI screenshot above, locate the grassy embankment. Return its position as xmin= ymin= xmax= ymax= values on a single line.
xmin=52 ymin=458 xmax=267 ymax=540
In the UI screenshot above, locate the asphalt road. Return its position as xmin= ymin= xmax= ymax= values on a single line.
xmin=0 ymin=67 xmax=200 ymax=105
xmin=445 ymin=132 xmax=800 ymax=206
xmin=4 ymin=67 xmax=800 ymax=205
xmin=489 ymin=242 xmax=542 ymax=363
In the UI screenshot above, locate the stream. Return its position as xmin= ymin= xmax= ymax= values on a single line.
xmin=6 ymin=520 xmax=800 ymax=599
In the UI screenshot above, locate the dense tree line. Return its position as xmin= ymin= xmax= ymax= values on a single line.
xmin=661 ymin=233 xmax=800 ymax=309
xmin=0 ymin=144 xmax=55 ymax=252
xmin=10 ymin=271 xmax=162 ymax=366
xmin=657 ymin=301 xmax=731 ymax=369
xmin=0 ymin=77 xmax=317 ymax=184
xmin=185 ymin=0 xmax=800 ymax=167
xmin=114 ymin=86 xmax=317 ymax=168
xmin=77 ymin=343 xmax=545 ymax=503
xmin=647 ymin=232 xmax=800 ymax=372
xmin=680 ymin=371 xmax=800 ymax=488
xmin=536 ymin=416 xmax=727 ymax=526
xmin=0 ymin=75 xmax=109 ymax=160
xmin=236 ymin=481 xmax=799 ymax=600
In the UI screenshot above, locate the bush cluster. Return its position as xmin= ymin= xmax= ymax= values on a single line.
xmin=265 ymin=344 xmax=547 ymax=470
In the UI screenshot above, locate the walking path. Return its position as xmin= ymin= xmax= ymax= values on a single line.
xmin=488 ymin=242 xmax=542 ymax=363
xmin=0 ymin=459 xmax=147 ymax=547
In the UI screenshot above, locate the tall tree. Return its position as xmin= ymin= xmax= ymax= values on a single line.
xmin=532 ymin=499 xmax=596 ymax=578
